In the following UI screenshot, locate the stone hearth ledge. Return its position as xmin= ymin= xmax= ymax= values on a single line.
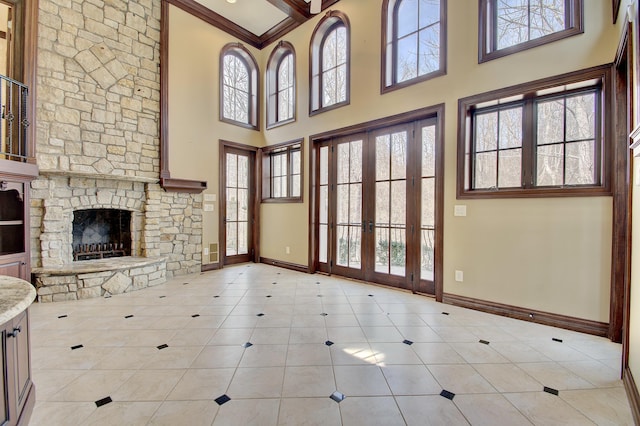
xmin=38 ymin=169 xmax=160 ymax=183
xmin=32 ymin=256 xmax=167 ymax=302
xmin=0 ymin=276 xmax=36 ymax=324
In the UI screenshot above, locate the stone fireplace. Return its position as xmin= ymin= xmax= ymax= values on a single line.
xmin=29 ymin=0 xmax=203 ymax=302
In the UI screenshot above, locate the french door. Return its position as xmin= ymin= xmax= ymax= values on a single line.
xmin=315 ymin=117 xmax=441 ymax=295
xmin=220 ymin=143 xmax=257 ymax=265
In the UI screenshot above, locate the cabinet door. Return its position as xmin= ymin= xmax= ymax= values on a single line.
xmin=0 ymin=327 xmax=8 ymax=425
xmin=10 ymin=311 xmax=30 ymax=414
xmin=0 ymin=257 xmax=25 ymax=280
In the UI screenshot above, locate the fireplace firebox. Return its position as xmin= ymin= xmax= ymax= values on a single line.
xmin=72 ymin=209 xmax=132 ymax=261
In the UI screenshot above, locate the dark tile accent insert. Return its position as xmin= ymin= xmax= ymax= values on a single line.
xmin=159 ymin=296 xmax=166 ymax=299
xmin=124 ymin=315 xmax=133 ymax=319
xmin=266 ymin=295 xmax=272 ymax=298
xmin=403 ymin=340 xmax=414 ymax=345
xmin=243 ymin=342 xmax=253 ymax=348
xmin=316 ymin=281 xmax=320 ymax=284
xmin=317 ymin=294 xmax=323 ymax=297
xmin=157 ymin=344 xmax=168 ymax=350
xmin=104 ymin=295 xmax=112 ymax=298
xmin=257 ymin=313 xmax=265 ymax=317
xmin=330 ymin=391 xmax=345 ymax=402
xmin=183 ymin=282 xmax=189 ymax=285
xmin=325 ymin=340 xmax=334 ymax=346
xmin=442 ymin=312 xmax=449 ymax=315
xmin=440 ymin=390 xmax=455 ymax=400
xmin=214 ymin=295 xmax=220 ymax=298
xmin=272 ymin=282 xmax=277 ymax=285
xmin=58 ymin=315 xmax=68 ymax=319
xmin=215 ymin=395 xmax=231 ymax=405
xmin=543 ymin=386 xmax=559 ymax=396
xmin=368 ymin=294 xmax=374 ymax=297
xmin=321 ymin=313 xmax=328 ymax=316
xmin=479 ymin=340 xmax=490 ymax=345
xmin=192 ymin=314 xmax=200 ymax=318
xmin=552 ymin=338 xmax=563 ymax=343
xmin=71 ymin=344 xmax=84 ymax=350
xmin=95 ymin=396 xmax=112 ymax=407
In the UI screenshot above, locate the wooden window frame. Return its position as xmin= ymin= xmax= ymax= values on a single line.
xmin=309 ymin=11 xmax=351 ymax=116
xmin=478 ymin=0 xmax=584 ymax=64
xmin=261 ymin=138 xmax=304 ymax=203
xmin=219 ymin=43 xmax=260 ymax=130
xmin=381 ymin=0 xmax=447 ymax=94
xmin=457 ymin=64 xmax=613 ymax=199
xmin=266 ymin=41 xmax=296 ymax=129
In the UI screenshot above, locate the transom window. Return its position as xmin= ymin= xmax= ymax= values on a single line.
xmin=261 ymin=139 xmax=303 ymax=203
xmin=220 ymin=44 xmax=259 ymax=130
xmin=458 ymin=65 xmax=611 ymax=198
xmin=310 ymin=11 xmax=350 ymax=115
xmin=383 ymin=0 xmax=446 ymax=91
xmin=267 ymin=42 xmax=296 ymax=128
xmin=479 ymin=0 xmax=583 ymax=63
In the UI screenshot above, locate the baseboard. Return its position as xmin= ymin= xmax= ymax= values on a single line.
xmin=624 ymin=367 xmax=640 ymax=425
xmin=260 ymin=257 xmax=310 ymax=274
xmin=201 ymin=263 xmax=220 ymax=272
xmin=442 ymin=293 xmax=609 ymax=337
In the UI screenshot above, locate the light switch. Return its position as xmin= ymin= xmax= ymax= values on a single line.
xmin=454 ymin=205 xmax=467 ymax=217
xmin=204 ymin=194 xmax=216 ymax=202
xmin=204 ymin=204 xmax=214 ymax=212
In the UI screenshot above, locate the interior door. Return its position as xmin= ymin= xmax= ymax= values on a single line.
xmin=221 ymin=145 xmax=256 ymax=265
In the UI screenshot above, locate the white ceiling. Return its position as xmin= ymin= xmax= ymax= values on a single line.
xmin=195 ymin=0 xmax=312 ymax=37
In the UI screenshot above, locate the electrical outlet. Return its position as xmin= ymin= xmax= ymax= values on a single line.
xmin=455 ymin=270 xmax=464 ymax=282
xmin=203 ymin=247 xmax=209 ymax=255
xmin=454 ymin=205 xmax=467 ymax=217
xmin=285 ymin=246 xmax=290 ymax=254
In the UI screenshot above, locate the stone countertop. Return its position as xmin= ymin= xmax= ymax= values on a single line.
xmin=0 ymin=276 xmax=36 ymax=324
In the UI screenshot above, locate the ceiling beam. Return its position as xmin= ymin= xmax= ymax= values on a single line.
xmin=265 ymin=0 xmax=310 ymax=22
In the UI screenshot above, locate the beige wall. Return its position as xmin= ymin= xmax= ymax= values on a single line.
xmin=168 ymin=6 xmax=264 ymax=263
xmin=630 ymin=148 xmax=640 ymax=387
xmin=169 ymin=0 xmax=621 ymax=322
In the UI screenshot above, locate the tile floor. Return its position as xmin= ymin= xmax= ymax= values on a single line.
xmin=28 ymin=264 xmax=634 ymax=425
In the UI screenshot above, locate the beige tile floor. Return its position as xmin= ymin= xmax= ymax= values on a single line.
xmin=28 ymin=264 xmax=634 ymax=425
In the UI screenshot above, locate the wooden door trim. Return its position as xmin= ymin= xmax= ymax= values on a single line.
xmin=219 ymin=140 xmax=259 ymax=266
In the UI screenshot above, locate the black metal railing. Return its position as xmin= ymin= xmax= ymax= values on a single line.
xmin=0 ymin=75 xmax=29 ymax=162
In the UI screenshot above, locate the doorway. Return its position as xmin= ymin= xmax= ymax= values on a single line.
xmin=220 ymin=141 xmax=258 ymax=265
xmin=311 ymin=107 xmax=443 ymax=298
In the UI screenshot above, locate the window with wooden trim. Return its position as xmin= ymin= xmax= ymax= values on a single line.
xmin=220 ymin=43 xmax=259 ymax=130
xmin=310 ymin=11 xmax=350 ymax=115
xmin=262 ymin=140 xmax=303 ymax=203
xmin=479 ymin=0 xmax=583 ymax=63
xmin=382 ymin=0 xmax=446 ymax=92
xmin=458 ymin=65 xmax=611 ymax=198
xmin=267 ymin=42 xmax=296 ymax=129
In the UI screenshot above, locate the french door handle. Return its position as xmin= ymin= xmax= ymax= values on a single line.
xmin=369 ymin=221 xmax=373 ymax=233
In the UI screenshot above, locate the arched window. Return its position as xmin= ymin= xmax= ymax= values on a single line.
xmin=310 ymin=11 xmax=350 ymax=115
xmin=220 ymin=43 xmax=259 ymax=130
xmin=266 ymin=41 xmax=296 ymax=128
xmin=382 ymin=0 xmax=446 ymax=92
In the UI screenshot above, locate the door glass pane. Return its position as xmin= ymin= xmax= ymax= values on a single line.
xmin=227 ymin=153 xmax=237 ymax=187
xmin=225 ymin=150 xmax=251 ymax=259
xmin=375 ymin=130 xmax=407 ymax=278
xmin=391 ymin=132 xmax=407 ymax=180
xmin=336 ymin=140 xmax=362 ymax=270
xmin=421 ymin=123 xmax=436 ymax=282
xmin=319 ymin=146 xmax=329 ymax=264
xmin=421 ymin=229 xmax=434 ymax=281
xmin=375 ymin=228 xmax=390 ymax=273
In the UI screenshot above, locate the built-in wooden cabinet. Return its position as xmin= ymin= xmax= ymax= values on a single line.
xmin=0 ymin=177 xmax=30 ymax=281
xmin=0 ymin=309 xmax=33 ymax=426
